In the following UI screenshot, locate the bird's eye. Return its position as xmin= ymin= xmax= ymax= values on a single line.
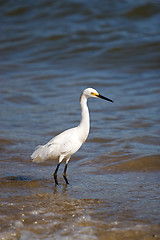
xmin=91 ymin=92 xmax=98 ymax=96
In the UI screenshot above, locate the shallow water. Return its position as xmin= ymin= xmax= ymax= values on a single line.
xmin=0 ymin=0 xmax=160 ymax=239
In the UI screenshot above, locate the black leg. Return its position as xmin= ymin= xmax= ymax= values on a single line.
xmin=53 ymin=163 xmax=60 ymax=185
xmin=63 ymin=163 xmax=69 ymax=184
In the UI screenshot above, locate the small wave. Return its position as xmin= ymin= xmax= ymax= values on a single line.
xmin=4 ymin=176 xmax=34 ymax=181
xmin=0 ymin=138 xmax=15 ymax=146
xmin=5 ymin=6 xmax=29 ymax=16
xmin=4 ymin=95 xmax=38 ymax=105
xmin=100 ymin=155 xmax=160 ymax=173
xmin=124 ymin=2 xmax=159 ymax=19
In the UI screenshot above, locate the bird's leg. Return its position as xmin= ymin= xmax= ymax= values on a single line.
xmin=53 ymin=163 xmax=61 ymax=185
xmin=63 ymin=163 xmax=69 ymax=184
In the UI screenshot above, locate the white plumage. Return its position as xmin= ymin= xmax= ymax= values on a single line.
xmin=31 ymin=88 xmax=113 ymax=185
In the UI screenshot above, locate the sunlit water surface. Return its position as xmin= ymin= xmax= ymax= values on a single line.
xmin=0 ymin=0 xmax=160 ymax=239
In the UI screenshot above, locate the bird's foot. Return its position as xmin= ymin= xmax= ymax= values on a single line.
xmin=63 ymin=174 xmax=69 ymax=184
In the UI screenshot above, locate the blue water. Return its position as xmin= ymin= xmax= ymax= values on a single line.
xmin=0 ymin=0 xmax=160 ymax=239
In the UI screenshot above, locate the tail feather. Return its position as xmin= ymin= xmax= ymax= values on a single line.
xmin=31 ymin=145 xmax=46 ymax=162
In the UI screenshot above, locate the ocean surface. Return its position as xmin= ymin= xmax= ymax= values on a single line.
xmin=0 ymin=0 xmax=160 ymax=239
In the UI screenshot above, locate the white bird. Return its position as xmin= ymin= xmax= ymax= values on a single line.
xmin=31 ymin=88 xmax=113 ymax=185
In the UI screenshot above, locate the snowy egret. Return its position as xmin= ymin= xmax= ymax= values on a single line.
xmin=31 ymin=88 xmax=113 ymax=185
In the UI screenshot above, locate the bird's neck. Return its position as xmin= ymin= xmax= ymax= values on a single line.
xmin=78 ymin=94 xmax=90 ymax=143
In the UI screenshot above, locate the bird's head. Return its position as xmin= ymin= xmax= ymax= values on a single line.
xmin=83 ymin=88 xmax=113 ymax=102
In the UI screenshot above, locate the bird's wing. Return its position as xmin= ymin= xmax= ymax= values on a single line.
xmin=45 ymin=127 xmax=81 ymax=157
xmin=46 ymin=136 xmax=73 ymax=158
xmin=44 ymin=132 xmax=71 ymax=156
xmin=45 ymin=141 xmax=59 ymax=159
xmin=59 ymin=139 xmax=73 ymax=155
xmin=59 ymin=129 xmax=82 ymax=156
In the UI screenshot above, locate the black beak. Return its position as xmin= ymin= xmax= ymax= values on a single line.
xmin=98 ymin=94 xmax=113 ymax=103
